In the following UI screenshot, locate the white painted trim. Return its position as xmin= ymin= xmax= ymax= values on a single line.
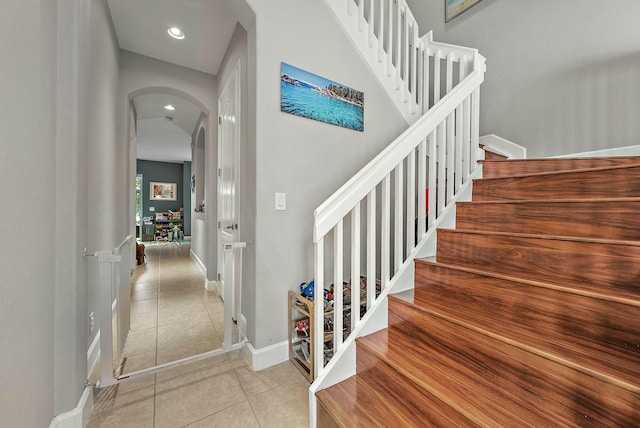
xmin=190 ymin=249 xmax=207 ymax=276
xmin=242 ymin=340 xmax=289 ymax=371
xmin=554 ymin=144 xmax=640 ymax=158
xmin=48 ymin=386 xmax=93 ymax=428
xmin=87 ymin=332 xmax=100 ymax=378
xmin=239 ymin=314 xmax=248 ymax=341
xmin=479 ymin=134 xmax=527 ymax=159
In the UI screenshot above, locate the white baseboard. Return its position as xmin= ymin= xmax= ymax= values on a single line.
xmin=48 ymin=386 xmax=93 ymax=428
xmin=87 ymin=332 xmax=100 ymax=378
xmin=242 ymin=340 xmax=288 ymax=372
xmin=554 ymin=144 xmax=640 ymax=158
xmin=479 ymin=134 xmax=527 ymax=159
xmin=190 ymin=249 xmax=207 ymax=277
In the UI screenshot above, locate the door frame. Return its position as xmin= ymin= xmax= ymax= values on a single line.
xmin=217 ymin=60 xmax=242 ymax=343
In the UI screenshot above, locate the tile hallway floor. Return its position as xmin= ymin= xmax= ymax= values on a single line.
xmin=87 ymin=242 xmax=309 ymax=427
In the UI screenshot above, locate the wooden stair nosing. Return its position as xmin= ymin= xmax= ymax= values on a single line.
xmin=401 ymin=262 xmax=640 ymax=391
xmin=359 ymin=315 xmax=640 ymax=427
xmin=477 ymin=160 xmax=640 ymax=181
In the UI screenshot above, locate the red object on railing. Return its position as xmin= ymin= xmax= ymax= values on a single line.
xmin=426 ymin=188 xmax=429 ymax=212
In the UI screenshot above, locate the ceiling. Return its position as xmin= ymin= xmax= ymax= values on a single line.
xmin=107 ymin=0 xmax=239 ymax=163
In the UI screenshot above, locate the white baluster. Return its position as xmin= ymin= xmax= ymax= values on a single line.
xmin=423 ymin=47 xmax=430 ymax=113
xmin=471 ymin=86 xmax=481 ymax=168
xmin=350 ymin=204 xmax=360 ymax=331
xmin=446 ymin=53 xmax=453 ymax=97
xmin=381 ymin=174 xmax=391 ymax=288
xmin=377 ymin=0 xmax=384 ymax=62
xmin=462 ymin=94 xmax=471 ymax=180
xmin=395 ymin=1 xmax=402 ymax=89
xmin=358 ymin=0 xmax=365 ymax=32
xmin=394 ymin=162 xmax=403 ymax=272
xmin=433 ymin=50 xmax=441 ymax=104
xmin=417 ymin=138 xmax=427 ymax=239
xmin=437 ymin=122 xmax=446 ymax=216
xmin=406 ymin=149 xmax=416 ymax=255
xmin=446 ymin=111 xmax=455 ymax=203
xmin=313 ymin=238 xmax=325 ymax=378
xmin=368 ymin=0 xmax=374 ymax=48
xmin=410 ymin=24 xmax=418 ymax=114
xmin=428 ymin=130 xmax=437 ymax=226
xmin=366 ymin=189 xmax=376 ymax=309
xmin=455 ymin=101 xmax=463 ymax=191
xmin=402 ymin=11 xmax=410 ymax=101
xmin=387 ymin=0 xmax=393 ymax=76
xmin=333 ymin=221 xmax=344 ymax=350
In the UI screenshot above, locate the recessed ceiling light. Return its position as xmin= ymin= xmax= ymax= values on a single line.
xmin=167 ymin=27 xmax=185 ymax=40
xmin=164 ymin=104 xmax=176 ymax=111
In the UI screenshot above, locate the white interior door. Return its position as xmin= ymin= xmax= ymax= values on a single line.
xmin=218 ymin=61 xmax=241 ymax=325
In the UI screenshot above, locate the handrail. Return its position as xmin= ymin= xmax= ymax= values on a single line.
xmin=314 ymin=55 xmax=484 ymax=241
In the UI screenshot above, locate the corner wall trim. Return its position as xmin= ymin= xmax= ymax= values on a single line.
xmin=479 ymin=134 xmax=527 ymax=159
xmin=48 ymin=385 xmax=93 ymax=428
xmin=243 ymin=340 xmax=289 ymax=372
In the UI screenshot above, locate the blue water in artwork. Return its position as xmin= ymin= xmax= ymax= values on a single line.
xmin=281 ymin=80 xmax=364 ymax=132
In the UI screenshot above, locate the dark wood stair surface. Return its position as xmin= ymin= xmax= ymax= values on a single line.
xmin=480 ymin=156 xmax=640 ymax=178
xmin=317 ymin=157 xmax=640 ymax=427
xmin=436 ymin=228 xmax=640 ymax=303
xmin=473 ymin=163 xmax=640 ymax=201
xmin=456 ymin=198 xmax=640 ymax=241
xmin=413 ymin=260 xmax=640 ymax=390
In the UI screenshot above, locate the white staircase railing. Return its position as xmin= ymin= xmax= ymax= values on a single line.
xmin=325 ymin=0 xmax=477 ymax=124
xmin=310 ymin=0 xmax=486 ymax=418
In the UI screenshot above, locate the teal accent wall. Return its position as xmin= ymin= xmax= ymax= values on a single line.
xmin=137 ymin=160 xmax=185 ymax=219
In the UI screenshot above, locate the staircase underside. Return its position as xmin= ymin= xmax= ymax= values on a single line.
xmin=316 ymin=156 xmax=640 ymax=427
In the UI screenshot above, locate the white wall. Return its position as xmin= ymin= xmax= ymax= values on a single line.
xmin=0 ymin=2 xmax=57 ymax=425
xmin=245 ymin=0 xmax=408 ymax=349
xmin=407 ymin=0 xmax=640 ymax=157
xmin=120 ymin=51 xmax=218 ymax=276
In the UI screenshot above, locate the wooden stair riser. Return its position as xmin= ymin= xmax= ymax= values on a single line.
xmin=413 ymin=260 xmax=640 ymax=387
xmin=370 ymin=307 xmax=640 ymax=427
xmin=436 ymin=229 xmax=640 ymax=300
xmin=456 ymin=199 xmax=640 ymax=241
xmin=473 ymin=164 xmax=640 ymax=201
xmin=481 ymin=157 xmax=640 ymax=178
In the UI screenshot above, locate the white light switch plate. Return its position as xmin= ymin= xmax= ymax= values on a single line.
xmin=275 ymin=192 xmax=286 ymax=211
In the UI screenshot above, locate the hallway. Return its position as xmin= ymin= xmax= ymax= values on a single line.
xmin=87 ymin=243 xmax=309 ymax=427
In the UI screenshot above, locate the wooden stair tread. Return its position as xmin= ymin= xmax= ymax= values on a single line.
xmin=408 ymin=260 xmax=640 ymax=390
xmin=472 ymin=164 xmax=640 ymax=201
xmin=480 ymin=157 xmax=640 ymax=178
xmin=436 ymin=228 xmax=640 ymax=302
xmin=316 ymin=362 xmax=479 ymax=427
xmin=360 ymin=313 xmax=640 ymax=427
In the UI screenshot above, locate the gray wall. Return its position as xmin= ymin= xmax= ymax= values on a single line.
xmin=0 ymin=1 xmax=57 ymax=425
xmin=137 ymin=160 xmax=185 ymax=218
xmin=406 ymin=0 xmax=640 ymax=157
xmin=183 ymin=161 xmax=192 ymax=236
xmin=246 ymin=0 xmax=408 ymax=349
xmin=86 ymin=0 xmax=122 ymax=368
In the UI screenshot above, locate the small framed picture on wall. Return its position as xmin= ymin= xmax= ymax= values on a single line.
xmin=445 ymin=0 xmax=482 ymax=22
xmin=150 ymin=182 xmax=177 ymax=201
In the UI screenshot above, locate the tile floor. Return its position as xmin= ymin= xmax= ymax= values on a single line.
xmin=87 ymin=242 xmax=309 ymax=427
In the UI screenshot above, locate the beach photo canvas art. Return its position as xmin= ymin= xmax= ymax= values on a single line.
xmin=281 ymin=62 xmax=364 ymax=132
xmin=445 ymin=0 xmax=482 ymax=22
